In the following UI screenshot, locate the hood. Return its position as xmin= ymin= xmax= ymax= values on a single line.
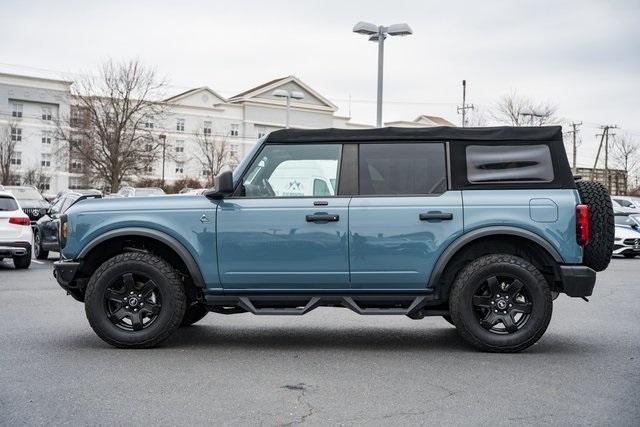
xmin=65 ymin=194 xmax=214 ymax=215
xmin=18 ymin=199 xmax=50 ymax=209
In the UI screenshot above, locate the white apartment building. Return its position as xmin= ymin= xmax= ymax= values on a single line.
xmin=0 ymin=72 xmax=452 ymax=194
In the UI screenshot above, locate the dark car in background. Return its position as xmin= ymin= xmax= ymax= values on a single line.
xmin=4 ymin=186 xmax=50 ymax=226
xmin=34 ymin=191 xmax=102 ymax=259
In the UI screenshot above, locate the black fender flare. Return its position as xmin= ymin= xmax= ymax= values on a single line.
xmin=427 ymin=226 xmax=564 ymax=290
xmin=78 ymin=227 xmax=205 ymax=288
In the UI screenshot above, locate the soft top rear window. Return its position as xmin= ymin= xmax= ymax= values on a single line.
xmin=466 ymin=144 xmax=554 ymax=184
xmin=0 ymin=196 xmax=19 ymax=211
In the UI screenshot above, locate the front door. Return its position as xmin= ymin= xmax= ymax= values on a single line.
xmin=217 ymin=143 xmax=350 ymax=290
xmin=349 ymin=142 xmax=464 ymax=289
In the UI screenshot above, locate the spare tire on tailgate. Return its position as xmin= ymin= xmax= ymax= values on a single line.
xmin=575 ymin=180 xmax=614 ymax=271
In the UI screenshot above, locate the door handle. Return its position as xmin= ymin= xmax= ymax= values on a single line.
xmin=306 ymin=214 xmax=340 ymax=223
xmin=419 ymin=211 xmax=453 ymax=221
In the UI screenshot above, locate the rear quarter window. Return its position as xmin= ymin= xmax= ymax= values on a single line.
xmin=0 ymin=196 xmax=19 ymax=211
xmin=466 ymin=144 xmax=554 ymax=183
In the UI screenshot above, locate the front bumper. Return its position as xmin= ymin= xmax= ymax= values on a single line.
xmin=53 ymin=260 xmax=85 ymax=302
xmin=0 ymin=241 xmax=31 ymax=257
xmin=559 ymin=265 xmax=596 ymax=297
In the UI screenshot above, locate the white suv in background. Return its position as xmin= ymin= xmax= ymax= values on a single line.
xmin=0 ymin=191 xmax=33 ymax=269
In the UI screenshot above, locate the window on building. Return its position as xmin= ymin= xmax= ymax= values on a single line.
xmin=70 ymin=108 xmax=80 ymax=127
xmin=256 ymin=127 xmax=267 ymax=138
xmin=202 ymin=169 xmax=211 ymax=177
xmin=145 ymin=165 xmax=153 ymax=173
xmin=145 ymin=143 xmax=153 ymax=152
xmin=39 ymin=176 xmax=51 ymax=191
xmin=203 ymin=121 xmax=212 ymax=135
xmin=42 ymin=130 xmax=52 ymax=144
xmin=11 ymin=102 xmax=23 ymax=118
xmin=69 ymin=177 xmax=83 ymax=190
xmin=176 ymin=118 xmax=185 ymax=132
xmin=230 ymin=144 xmax=239 ymax=158
xmin=10 ymin=152 xmax=22 ymax=166
xmin=42 ymin=107 xmax=52 ymax=121
xmin=41 ymin=153 xmax=51 ymax=168
xmin=359 ymin=143 xmax=447 ymax=196
xmin=175 ymin=161 xmax=184 ymax=174
xmin=11 ymin=127 xmax=22 ymax=142
xmin=145 ymin=121 xmax=154 ymax=129
xmin=230 ymin=123 xmax=239 ymax=136
xmin=175 ymin=140 xmax=185 ymax=153
xmin=70 ymin=158 xmax=83 ymax=172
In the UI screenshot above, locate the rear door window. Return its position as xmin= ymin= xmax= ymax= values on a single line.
xmin=0 ymin=196 xmax=18 ymax=211
xmin=358 ymin=143 xmax=446 ymax=195
xmin=466 ymin=144 xmax=554 ymax=183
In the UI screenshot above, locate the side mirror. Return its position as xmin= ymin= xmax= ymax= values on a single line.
xmin=204 ymin=171 xmax=234 ymax=199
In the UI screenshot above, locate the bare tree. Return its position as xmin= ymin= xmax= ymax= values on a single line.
xmin=22 ymin=167 xmax=49 ymax=191
xmin=56 ymin=59 xmax=167 ymax=192
xmin=194 ymin=131 xmax=235 ymax=187
xmin=0 ymin=119 xmax=19 ymax=185
xmin=612 ymin=133 xmax=639 ymax=194
xmin=491 ymin=90 xmax=559 ymax=126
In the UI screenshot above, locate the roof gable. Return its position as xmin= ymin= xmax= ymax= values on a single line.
xmin=164 ymin=87 xmax=227 ymax=107
xmin=229 ymin=76 xmax=337 ymax=111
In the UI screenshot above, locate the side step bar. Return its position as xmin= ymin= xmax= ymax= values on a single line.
xmin=204 ymin=295 xmax=444 ymax=318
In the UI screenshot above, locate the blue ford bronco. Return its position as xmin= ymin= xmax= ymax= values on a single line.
xmin=53 ymin=126 xmax=614 ymax=352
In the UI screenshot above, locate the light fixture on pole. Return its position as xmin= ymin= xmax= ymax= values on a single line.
xmin=353 ymin=21 xmax=413 ymax=128
xmin=272 ymin=89 xmax=305 ymax=128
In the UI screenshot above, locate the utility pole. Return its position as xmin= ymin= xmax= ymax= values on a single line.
xmin=591 ymin=125 xmax=617 ymax=192
xmin=565 ymin=122 xmax=582 ymax=174
xmin=159 ymin=134 xmax=167 ymax=188
xmin=457 ymin=80 xmax=474 ymax=127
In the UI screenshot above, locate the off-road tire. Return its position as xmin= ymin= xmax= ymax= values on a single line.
xmin=34 ymin=233 xmax=49 ymax=260
xmin=181 ymin=303 xmax=209 ymax=326
xmin=450 ymin=254 xmax=553 ymax=353
xmin=13 ymin=252 xmax=31 ymax=269
xmin=84 ymin=252 xmax=186 ymax=348
xmin=576 ymin=180 xmax=614 ymax=272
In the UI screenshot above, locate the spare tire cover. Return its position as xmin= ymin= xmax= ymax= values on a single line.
xmin=575 ymin=180 xmax=614 ymax=272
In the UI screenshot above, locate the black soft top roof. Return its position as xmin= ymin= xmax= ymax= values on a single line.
xmin=266 ymin=126 xmax=563 ymax=143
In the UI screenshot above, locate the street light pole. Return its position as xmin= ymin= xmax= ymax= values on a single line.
xmin=353 ymin=21 xmax=413 ymax=128
xmin=272 ymin=89 xmax=305 ymax=129
xmin=376 ymin=26 xmax=385 ymax=128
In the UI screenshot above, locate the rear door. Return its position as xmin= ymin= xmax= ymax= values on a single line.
xmin=348 ymin=142 xmax=464 ymax=290
xmin=217 ymin=143 xmax=351 ymax=290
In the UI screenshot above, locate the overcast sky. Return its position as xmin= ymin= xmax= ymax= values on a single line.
xmin=1 ymin=0 xmax=638 ymax=166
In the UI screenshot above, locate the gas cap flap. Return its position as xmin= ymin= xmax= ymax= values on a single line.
xmin=529 ymin=198 xmax=558 ymax=223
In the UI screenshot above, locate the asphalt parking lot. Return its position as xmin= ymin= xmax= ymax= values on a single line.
xmin=1 ymin=256 xmax=639 ymax=426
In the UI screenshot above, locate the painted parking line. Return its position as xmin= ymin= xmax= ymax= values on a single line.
xmin=32 ymin=260 xmax=44 ymax=264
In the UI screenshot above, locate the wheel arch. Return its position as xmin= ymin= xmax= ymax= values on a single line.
xmin=429 ymin=226 xmax=564 ymax=299
xmin=77 ymin=227 xmax=205 ymax=288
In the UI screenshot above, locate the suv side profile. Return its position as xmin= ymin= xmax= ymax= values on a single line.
xmin=53 ymin=126 xmax=614 ymax=352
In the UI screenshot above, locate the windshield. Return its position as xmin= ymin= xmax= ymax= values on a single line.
xmin=0 ymin=196 xmax=18 ymax=211
xmin=5 ymin=186 xmax=44 ymax=200
xmin=615 ymin=214 xmax=637 ymax=226
xmin=134 ymin=188 xmax=165 ymax=196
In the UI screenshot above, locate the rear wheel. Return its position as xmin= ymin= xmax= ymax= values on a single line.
xmin=181 ymin=303 xmax=209 ymax=326
xmin=84 ymin=252 xmax=186 ymax=348
xmin=34 ymin=233 xmax=49 ymax=260
xmin=450 ymin=254 xmax=552 ymax=353
xmin=623 ymin=253 xmax=637 ymax=259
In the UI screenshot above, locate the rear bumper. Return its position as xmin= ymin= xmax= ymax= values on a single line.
xmin=0 ymin=241 xmax=31 ymax=257
xmin=559 ymin=265 xmax=596 ymax=297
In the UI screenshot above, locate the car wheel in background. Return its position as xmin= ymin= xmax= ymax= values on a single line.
xmin=623 ymin=253 xmax=636 ymax=259
xmin=575 ymin=180 xmax=614 ymax=271
xmin=13 ymin=252 xmax=32 ymax=269
xmin=34 ymin=233 xmax=49 ymax=260
xmin=84 ymin=252 xmax=186 ymax=348
xmin=449 ymin=254 xmax=552 ymax=353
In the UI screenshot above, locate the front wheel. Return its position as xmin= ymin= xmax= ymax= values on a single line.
xmin=84 ymin=252 xmax=186 ymax=348
xmin=449 ymin=254 xmax=552 ymax=353
xmin=34 ymin=233 xmax=49 ymax=260
xmin=623 ymin=253 xmax=636 ymax=259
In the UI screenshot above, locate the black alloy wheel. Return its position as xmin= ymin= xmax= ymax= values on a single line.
xmin=104 ymin=272 xmax=162 ymax=331
xmin=471 ymin=275 xmax=532 ymax=334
